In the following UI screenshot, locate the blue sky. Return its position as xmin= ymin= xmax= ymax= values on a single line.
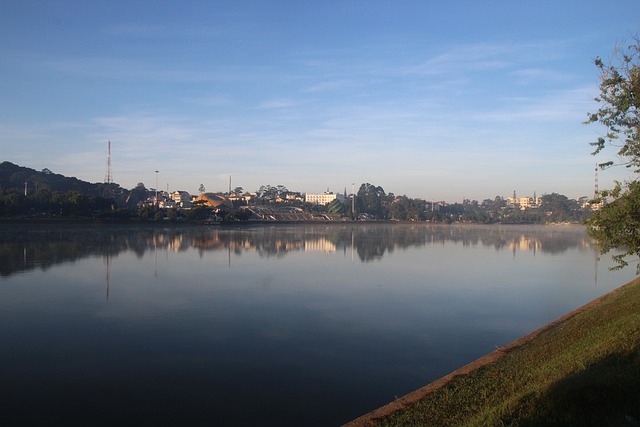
xmin=2 ymin=1 xmax=639 ymax=201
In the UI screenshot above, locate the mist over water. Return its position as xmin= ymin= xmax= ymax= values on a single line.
xmin=0 ymin=223 xmax=633 ymax=426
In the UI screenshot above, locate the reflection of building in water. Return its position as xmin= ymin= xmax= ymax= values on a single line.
xmin=304 ymin=238 xmax=336 ymax=253
xmin=1 ymin=225 xmax=606 ymax=278
xmin=507 ymin=235 xmax=543 ymax=252
xmin=170 ymin=235 xmax=184 ymax=252
xmin=503 ymin=231 xmax=595 ymax=255
xmin=191 ymin=233 xmax=223 ymax=249
xmin=279 ymin=240 xmax=305 ymax=252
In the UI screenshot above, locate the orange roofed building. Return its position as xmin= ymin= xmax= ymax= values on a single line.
xmin=194 ymin=193 xmax=233 ymax=209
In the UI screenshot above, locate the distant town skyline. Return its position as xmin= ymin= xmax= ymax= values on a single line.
xmin=2 ymin=1 xmax=639 ymax=201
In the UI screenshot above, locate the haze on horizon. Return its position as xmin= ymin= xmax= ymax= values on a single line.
xmin=2 ymin=1 xmax=639 ymax=202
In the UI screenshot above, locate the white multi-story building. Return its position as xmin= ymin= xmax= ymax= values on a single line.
xmin=171 ymin=191 xmax=192 ymax=208
xmin=171 ymin=191 xmax=190 ymax=203
xmin=305 ymin=192 xmax=337 ymax=205
xmin=507 ymin=195 xmax=541 ymax=210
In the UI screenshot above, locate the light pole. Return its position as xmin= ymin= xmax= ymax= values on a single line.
xmin=155 ymin=170 xmax=159 ymax=207
xmin=352 ymin=182 xmax=355 ymax=220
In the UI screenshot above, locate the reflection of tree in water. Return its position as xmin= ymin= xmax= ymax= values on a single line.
xmin=0 ymin=226 xmax=116 ymax=277
xmin=251 ymin=227 xmax=305 ymax=258
xmin=0 ymin=223 xmax=595 ymax=276
xmin=474 ymin=225 xmax=593 ymax=254
xmin=319 ymin=224 xmax=593 ymax=262
xmin=351 ymin=225 xmax=425 ymax=262
xmin=355 ymin=237 xmax=386 ymax=262
xmin=0 ymin=225 xmax=193 ymax=277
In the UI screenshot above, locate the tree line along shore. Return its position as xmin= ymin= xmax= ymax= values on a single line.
xmin=1 ymin=161 xmax=594 ymax=224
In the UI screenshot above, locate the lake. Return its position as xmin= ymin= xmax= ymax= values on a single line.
xmin=0 ymin=223 xmax=634 ymax=426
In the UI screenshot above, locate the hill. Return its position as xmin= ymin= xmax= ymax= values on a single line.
xmin=0 ymin=161 xmax=106 ymax=195
xmin=0 ymin=161 xmax=138 ymax=218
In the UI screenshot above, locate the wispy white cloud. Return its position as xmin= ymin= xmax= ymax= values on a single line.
xmin=256 ymin=98 xmax=303 ymax=109
xmin=511 ymin=68 xmax=574 ymax=85
xmin=404 ymin=43 xmax=519 ymax=76
xmin=302 ymin=78 xmax=359 ymax=93
xmin=186 ymin=96 xmax=235 ymax=107
xmin=102 ymin=22 xmax=229 ymax=39
xmin=38 ymin=55 xmax=252 ymax=83
xmin=469 ymin=86 xmax=596 ymax=123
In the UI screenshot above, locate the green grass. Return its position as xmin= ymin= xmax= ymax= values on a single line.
xmin=369 ymin=278 xmax=640 ymax=427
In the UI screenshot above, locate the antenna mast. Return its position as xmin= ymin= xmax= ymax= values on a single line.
xmin=104 ymin=141 xmax=113 ymax=184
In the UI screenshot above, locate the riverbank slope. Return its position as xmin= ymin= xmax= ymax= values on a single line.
xmin=346 ymin=277 xmax=640 ymax=426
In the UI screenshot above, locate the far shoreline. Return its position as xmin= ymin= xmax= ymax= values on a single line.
xmin=0 ymin=216 xmax=587 ymax=227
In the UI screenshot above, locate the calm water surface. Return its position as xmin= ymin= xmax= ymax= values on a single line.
xmin=0 ymin=223 xmax=634 ymax=426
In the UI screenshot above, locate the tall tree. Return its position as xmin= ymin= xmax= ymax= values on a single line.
xmin=585 ymin=36 xmax=640 ymax=271
xmin=588 ymin=181 xmax=640 ymax=271
xmin=357 ymin=183 xmax=386 ymax=218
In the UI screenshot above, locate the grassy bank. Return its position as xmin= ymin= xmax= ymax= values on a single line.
xmin=349 ymin=277 xmax=640 ymax=427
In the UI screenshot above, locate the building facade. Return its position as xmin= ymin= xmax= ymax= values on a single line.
xmin=305 ymin=192 xmax=337 ymax=205
xmin=507 ymin=196 xmax=542 ymax=210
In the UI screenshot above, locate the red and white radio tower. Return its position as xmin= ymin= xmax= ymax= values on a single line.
xmin=105 ymin=141 xmax=113 ymax=184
